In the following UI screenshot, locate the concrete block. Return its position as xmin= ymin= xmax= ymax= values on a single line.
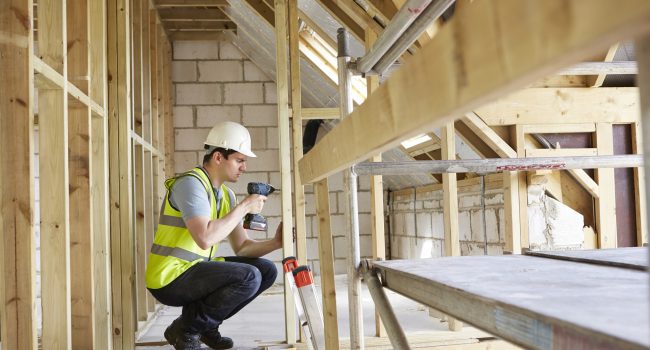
xmin=392 ymin=213 xmax=404 ymax=236
xmin=416 ymin=212 xmax=433 ymax=238
xmin=415 ymin=239 xmax=435 ymax=258
xmin=174 ymin=152 xmax=198 ymax=173
xmin=264 ymin=82 xmax=277 ymax=103
xmin=269 ymin=172 xmax=281 ymax=188
xmin=176 ymin=83 xmax=221 ymax=105
xmin=357 ymin=191 xmax=371 ymax=214
xmin=214 ymin=242 xmax=236 ymax=257
xmin=198 ymin=61 xmax=243 ymax=82
xmin=196 ymin=105 xmax=241 ymax=127
xmin=174 ymin=41 xmax=219 ymax=60
xmin=244 ymin=150 xmax=279 ymax=172
xmin=173 ymin=106 xmax=194 ymax=127
xmin=265 ymin=248 xmax=284 ymax=262
xmin=328 ymin=172 xmax=344 ymax=191
xmin=243 ymin=105 xmax=277 ymax=126
xmin=360 ymin=235 xmax=372 ymax=258
xmin=459 ymin=195 xmax=481 ymax=209
xmin=330 ymin=214 xmax=345 ymax=237
xmin=311 ymin=259 xmax=320 ymax=276
xmin=334 ymin=236 xmax=347 ymax=258
xmin=329 ymin=193 xmax=337 ymax=214
xmin=307 ymin=238 xmax=320 ymax=260
xmin=172 ymin=61 xmax=197 ymax=82
xmin=359 ymin=213 xmax=371 ymax=235
xmin=403 ymin=212 xmax=415 ymax=236
xmin=244 ymin=61 xmax=269 ymax=81
xmin=220 ymin=42 xmax=245 ymax=59
xmin=487 ymin=244 xmax=503 ymax=256
xmin=247 ymin=127 xmax=266 ymax=151
xmin=337 ymin=192 xmax=345 ymax=215
xmin=334 ymin=259 xmax=348 ymax=275
xmin=224 ymin=83 xmax=264 ymax=104
xmin=175 ymin=129 xmax=211 ymax=151
xmin=485 ymin=193 xmax=504 ymax=206
xmin=458 ymin=211 xmax=472 ymax=241
xmin=431 ymin=239 xmax=444 ymax=258
xmin=305 ymin=193 xmax=315 ymax=215
xmin=358 ymin=175 xmax=371 ymax=191
xmin=432 ymin=212 xmax=444 ymax=239
xmin=266 ymin=216 xmax=282 ymax=236
xmin=266 ymin=127 xmax=278 ymax=149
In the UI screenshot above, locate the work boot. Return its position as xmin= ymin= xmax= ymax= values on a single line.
xmin=200 ymin=328 xmax=234 ymax=349
xmin=164 ymin=319 xmax=202 ymax=350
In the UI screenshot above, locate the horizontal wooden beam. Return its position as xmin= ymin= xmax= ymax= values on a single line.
xmin=131 ymin=131 xmax=164 ymax=157
xmin=298 ymin=1 xmax=650 ymax=184
xmin=163 ymin=20 xmax=236 ymax=30
xmin=158 ymin=7 xmax=228 ymax=20
xmin=477 ymin=88 xmax=640 ymax=125
xmin=559 ymin=61 xmax=637 ymax=75
xmin=33 ymin=57 xmax=105 ymax=117
xmin=522 ymin=123 xmax=596 ymax=134
xmin=155 ymin=0 xmax=228 ymax=6
xmin=525 ymin=148 xmax=597 ymax=158
xmin=300 ymin=107 xmax=340 ymax=119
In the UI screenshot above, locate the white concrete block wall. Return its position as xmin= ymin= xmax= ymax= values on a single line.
xmin=172 ymin=41 xmax=373 ymax=280
xmin=389 ymin=189 xmax=506 ymax=259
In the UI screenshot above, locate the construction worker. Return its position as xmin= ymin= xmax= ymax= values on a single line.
xmin=145 ymin=121 xmax=282 ymax=350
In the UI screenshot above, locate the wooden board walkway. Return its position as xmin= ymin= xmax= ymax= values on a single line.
xmin=372 ymin=254 xmax=649 ymax=350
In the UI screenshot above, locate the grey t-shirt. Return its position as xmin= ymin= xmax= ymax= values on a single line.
xmin=169 ymin=174 xmax=237 ymax=222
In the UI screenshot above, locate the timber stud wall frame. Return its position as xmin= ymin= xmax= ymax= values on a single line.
xmin=1 ymin=0 xmax=173 ymax=349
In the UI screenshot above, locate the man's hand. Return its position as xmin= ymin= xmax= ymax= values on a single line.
xmin=242 ymin=194 xmax=267 ymax=214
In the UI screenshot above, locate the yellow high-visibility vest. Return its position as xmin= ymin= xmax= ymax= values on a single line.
xmin=146 ymin=167 xmax=233 ymax=289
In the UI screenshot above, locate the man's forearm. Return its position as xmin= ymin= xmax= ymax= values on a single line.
xmin=236 ymin=238 xmax=281 ymax=258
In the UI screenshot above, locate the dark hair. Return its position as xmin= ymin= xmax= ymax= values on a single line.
xmin=203 ymin=147 xmax=237 ymax=165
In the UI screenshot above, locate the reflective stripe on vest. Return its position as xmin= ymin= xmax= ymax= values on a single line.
xmin=145 ymin=167 xmax=235 ymax=289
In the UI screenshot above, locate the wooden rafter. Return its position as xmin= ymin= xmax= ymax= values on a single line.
xmin=155 ymin=0 xmax=228 ymax=6
xmin=158 ymin=7 xmax=229 ymax=20
xmin=315 ymin=0 xmax=365 ymax=42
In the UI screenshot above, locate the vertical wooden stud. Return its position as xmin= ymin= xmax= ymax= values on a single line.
xmin=515 ymin=125 xmax=529 ymax=249
xmin=595 ymin=123 xmax=617 ymax=248
xmin=632 ymin=122 xmax=648 ymax=246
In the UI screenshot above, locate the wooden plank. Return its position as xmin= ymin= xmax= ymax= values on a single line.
xmin=164 ymin=20 xmax=236 ymax=30
xmin=333 ymin=0 xmax=384 ymax=35
xmin=274 ymin=0 xmax=297 ymax=344
xmin=67 ymin=0 xmax=96 ymax=345
xmin=631 ymin=122 xmax=648 ymax=246
xmin=514 ymin=125 xmax=529 ymax=249
xmin=244 ymin=0 xmax=275 ymax=26
xmin=525 ymin=247 xmax=648 ymax=271
xmin=314 ymin=179 xmax=340 ymax=350
xmin=289 ymin=0 xmax=307 ymax=270
xmin=525 ymin=148 xmax=598 ymax=158
xmin=0 ymin=0 xmax=37 ymax=348
xmin=142 ymin=2 xmax=153 ymax=144
xmin=462 ymin=112 xmax=516 ymax=158
xmin=594 ymin=123 xmax=617 ymax=248
xmin=157 ymin=7 xmax=229 ymax=20
xmin=566 ymin=167 xmax=600 ymax=199
xmin=108 ymin=0 xmax=135 ymax=347
xmin=441 ymin=123 xmax=462 ymax=332
xmin=503 ymin=170 xmax=522 ymax=254
xmin=558 ymin=60 xmax=637 ymax=75
xmin=636 ymin=35 xmax=650 ymax=250
xmin=477 ymin=88 xmax=640 ymax=126
xmin=37 ymin=0 xmax=73 ymax=349
xmin=521 ymin=123 xmax=596 ymax=134
xmin=373 ymin=256 xmax=649 ymax=350
xmin=301 ymin=107 xmax=340 ymax=120
xmin=442 ymin=123 xmax=460 ymax=257
xmin=134 ymin=145 xmax=148 ymax=322
xmin=150 ymin=9 xmax=159 ymax=154
xmin=143 ymin=150 xmax=156 ymax=313
xmin=132 ymin=0 xmax=144 ymax=136
xmin=162 ymin=37 xmax=175 ymax=178
xmin=298 ymin=1 xmax=650 ymax=184
xmin=89 ymin=0 xmax=113 ymax=346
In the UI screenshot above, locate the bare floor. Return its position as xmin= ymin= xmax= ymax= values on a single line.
xmin=136 ymin=275 xmax=513 ymax=349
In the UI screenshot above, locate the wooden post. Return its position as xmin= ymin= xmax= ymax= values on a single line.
xmin=631 ymin=122 xmax=648 ymax=246
xmin=89 ymin=0 xmax=113 ymax=346
xmin=635 ymin=35 xmax=650 ymax=284
xmin=288 ymin=0 xmax=308 ymax=268
xmin=274 ymin=0 xmax=297 ymax=344
xmin=441 ymin=122 xmax=462 ymax=331
xmin=315 ymin=179 xmax=340 ymax=350
xmin=0 ymin=0 xmax=37 ymax=349
xmin=365 ymin=28 xmax=387 ymax=338
xmin=594 ymin=123 xmax=617 ymax=248
xmin=108 ymin=0 xmax=135 ymax=347
xmin=515 ymin=125 xmax=529 ymax=249
xmin=38 ymin=0 xmax=73 ymax=348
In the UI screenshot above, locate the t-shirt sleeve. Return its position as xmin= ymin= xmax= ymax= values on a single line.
xmin=169 ymin=176 xmax=211 ymax=222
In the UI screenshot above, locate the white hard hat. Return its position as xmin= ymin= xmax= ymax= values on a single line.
xmin=204 ymin=121 xmax=256 ymax=157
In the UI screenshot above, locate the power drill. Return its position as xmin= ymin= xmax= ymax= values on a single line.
xmin=243 ymin=182 xmax=278 ymax=231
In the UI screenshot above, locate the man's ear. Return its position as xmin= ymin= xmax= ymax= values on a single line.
xmin=212 ymin=151 xmax=222 ymax=163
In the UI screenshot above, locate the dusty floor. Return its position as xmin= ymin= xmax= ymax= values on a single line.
xmin=135 ymin=275 xmax=511 ymax=350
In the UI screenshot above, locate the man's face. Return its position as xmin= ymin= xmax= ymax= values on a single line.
xmin=217 ymin=151 xmax=247 ymax=182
